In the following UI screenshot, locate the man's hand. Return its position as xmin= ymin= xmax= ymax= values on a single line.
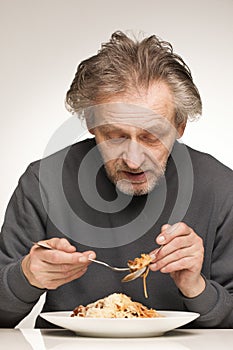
xmin=149 ymin=222 xmax=205 ymax=298
xmin=22 ymin=238 xmax=96 ymax=289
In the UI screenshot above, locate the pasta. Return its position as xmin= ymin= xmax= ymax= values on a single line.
xmin=122 ymin=253 xmax=152 ymax=298
xmin=70 ymin=293 xmax=161 ymax=318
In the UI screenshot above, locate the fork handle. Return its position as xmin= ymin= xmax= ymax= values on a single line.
xmin=88 ymin=258 xmax=129 ymax=271
xmin=88 ymin=258 xmax=109 ymax=267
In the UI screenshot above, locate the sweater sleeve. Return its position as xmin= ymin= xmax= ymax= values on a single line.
xmin=182 ymin=194 xmax=233 ymax=328
xmin=0 ymin=164 xmax=47 ymax=327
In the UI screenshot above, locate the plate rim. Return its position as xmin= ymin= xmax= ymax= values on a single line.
xmin=40 ymin=309 xmax=200 ymax=323
xmin=40 ymin=310 xmax=200 ymax=319
xmin=40 ymin=310 xmax=200 ymax=337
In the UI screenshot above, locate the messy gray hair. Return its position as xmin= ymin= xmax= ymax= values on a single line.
xmin=65 ymin=31 xmax=202 ymax=125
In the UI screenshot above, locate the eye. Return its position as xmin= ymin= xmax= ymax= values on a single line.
xmin=99 ymin=127 xmax=129 ymax=145
xmin=107 ymin=136 xmax=127 ymax=144
xmin=139 ymin=134 xmax=160 ymax=144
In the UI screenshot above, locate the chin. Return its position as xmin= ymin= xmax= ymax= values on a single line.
xmin=116 ymin=180 xmax=157 ymax=196
xmin=105 ymin=166 xmax=166 ymax=196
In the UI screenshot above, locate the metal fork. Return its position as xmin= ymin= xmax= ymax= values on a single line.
xmin=32 ymin=241 xmax=130 ymax=272
xmin=121 ymin=245 xmax=164 ymax=282
xmin=88 ymin=258 xmax=129 ymax=271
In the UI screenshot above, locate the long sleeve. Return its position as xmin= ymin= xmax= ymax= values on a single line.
xmin=0 ymin=164 xmax=47 ymax=327
xmin=181 ymin=168 xmax=233 ymax=328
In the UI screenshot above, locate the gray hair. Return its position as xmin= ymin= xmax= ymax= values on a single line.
xmin=66 ymin=31 xmax=202 ymax=125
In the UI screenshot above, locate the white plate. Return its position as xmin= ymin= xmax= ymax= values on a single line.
xmin=40 ymin=311 xmax=199 ymax=337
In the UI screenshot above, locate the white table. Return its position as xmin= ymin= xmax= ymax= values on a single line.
xmin=1 ymin=329 xmax=233 ymax=350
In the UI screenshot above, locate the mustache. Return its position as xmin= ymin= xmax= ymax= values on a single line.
xmin=121 ymin=168 xmax=148 ymax=174
xmin=115 ymin=164 xmax=147 ymax=173
xmin=115 ymin=162 xmax=165 ymax=174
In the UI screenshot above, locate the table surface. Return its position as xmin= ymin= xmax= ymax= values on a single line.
xmin=1 ymin=328 xmax=233 ymax=350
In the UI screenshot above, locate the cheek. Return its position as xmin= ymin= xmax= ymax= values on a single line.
xmin=104 ymin=160 xmax=120 ymax=176
xmin=147 ymin=145 xmax=170 ymax=165
xmin=156 ymin=137 xmax=174 ymax=159
xmin=98 ymin=144 xmax=124 ymax=163
xmin=160 ymin=146 xmax=170 ymax=161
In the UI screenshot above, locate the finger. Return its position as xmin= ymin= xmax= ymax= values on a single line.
xmin=31 ymin=248 xmax=74 ymax=265
xmin=156 ymin=246 xmax=195 ymax=270
xmin=160 ymin=224 xmax=171 ymax=232
xmin=37 ymin=267 xmax=88 ymax=290
xmin=150 ymin=233 xmax=192 ymax=263
xmin=29 ymin=252 xmax=93 ymax=287
xmin=42 ymin=238 xmax=77 ymax=253
xmin=78 ymin=250 xmax=96 ymax=263
xmin=149 ymin=245 xmax=164 ymax=262
xmin=33 ymin=259 xmax=89 ymax=275
xmin=48 ymin=251 xmax=96 ymax=271
xmin=150 ymin=245 xmax=194 ymax=271
xmin=156 ymin=222 xmax=191 ymax=245
xmin=160 ymin=256 xmax=194 ymax=273
xmin=31 ymin=248 xmax=95 ymax=266
xmin=53 ymin=266 xmax=88 ymax=285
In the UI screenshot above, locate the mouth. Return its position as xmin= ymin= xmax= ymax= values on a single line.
xmin=121 ymin=171 xmax=148 ymax=183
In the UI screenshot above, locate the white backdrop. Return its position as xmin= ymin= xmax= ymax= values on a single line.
xmin=0 ymin=0 xmax=233 ymax=327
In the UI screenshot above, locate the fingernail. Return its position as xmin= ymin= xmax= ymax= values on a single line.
xmin=157 ymin=235 xmax=165 ymax=244
xmin=150 ymin=253 xmax=156 ymax=260
xmin=88 ymin=253 xmax=95 ymax=259
xmin=79 ymin=256 xmax=88 ymax=263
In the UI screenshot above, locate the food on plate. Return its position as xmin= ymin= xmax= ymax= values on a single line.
xmin=122 ymin=253 xmax=152 ymax=298
xmin=70 ymin=293 xmax=162 ymax=318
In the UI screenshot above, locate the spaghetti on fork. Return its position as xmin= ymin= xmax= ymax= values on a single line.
xmin=122 ymin=253 xmax=153 ymax=298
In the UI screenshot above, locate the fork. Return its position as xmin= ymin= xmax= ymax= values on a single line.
xmin=121 ymin=245 xmax=164 ymax=282
xmin=88 ymin=258 xmax=129 ymax=271
xmin=32 ymin=241 xmax=130 ymax=272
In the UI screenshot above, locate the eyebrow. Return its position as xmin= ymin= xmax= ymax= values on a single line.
xmin=99 ymin=124 xmax=127 ymax=133
xmin=98 ymin=124 xmax=169 ymax=138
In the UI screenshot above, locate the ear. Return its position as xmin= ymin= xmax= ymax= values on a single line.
xmin=88 ymin=127 xmax=95 ymax=135
xmin=85 ymin=116 xmax=95 ymax=135
xmin=84 ymin=109 xmax=96 ymax=134
xmin=176 ymin=122 xmax=186 ymax=139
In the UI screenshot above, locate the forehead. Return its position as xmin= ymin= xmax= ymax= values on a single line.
xmin=86 ymin=83 xmax=175 ymax=130
xmin=87 ymin=102 xmax=175 ymax=133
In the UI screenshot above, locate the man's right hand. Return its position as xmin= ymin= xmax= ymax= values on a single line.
xmin=21 ymin=238 xmax=96 ymax=289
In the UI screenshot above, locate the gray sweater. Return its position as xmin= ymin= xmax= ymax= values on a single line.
xmin=0 ymin=139 xmax=233 ymax=328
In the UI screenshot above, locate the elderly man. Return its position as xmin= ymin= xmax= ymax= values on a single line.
xmin=0 ymin=31 xmax=232 ymax=328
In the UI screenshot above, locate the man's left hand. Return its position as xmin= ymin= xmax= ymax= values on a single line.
xmin=149 ymin=222 xmax=205 ymax=298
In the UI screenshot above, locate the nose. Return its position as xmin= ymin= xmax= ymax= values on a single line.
xmin=122 ymin=140 xmax=145 ymax=169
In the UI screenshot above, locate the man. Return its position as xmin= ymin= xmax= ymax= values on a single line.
xmin=0 ymin=31 xmax=232 ymax=328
